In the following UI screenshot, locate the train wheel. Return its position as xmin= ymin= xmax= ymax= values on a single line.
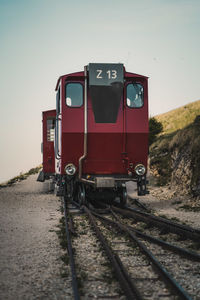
xmin=77 ymin=183 xmax=86 ymax=206
xmin=120 ymin=187 xmax=127 ymax=207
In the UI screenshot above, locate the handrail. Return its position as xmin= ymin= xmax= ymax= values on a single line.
xmin=55 ymin=87 xmax=61 ymax=160
xmin=78 ymin=66 xmax=88 ymax=180
xmin=55 ymin=114 xmax=61 ymax=159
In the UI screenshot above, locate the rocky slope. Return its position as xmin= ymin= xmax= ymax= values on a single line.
xmin=149 ymin=102 xmax=200 ymax=198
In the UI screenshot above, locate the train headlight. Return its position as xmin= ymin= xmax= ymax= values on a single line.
xmin=134 ymin=164 xmax=146 ymax=176
xmin=64 ymin=163 xmax=76 ymax=176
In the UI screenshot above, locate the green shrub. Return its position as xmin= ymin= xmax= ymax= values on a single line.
xmin=149 ymin=117 xmax=163 ymax=145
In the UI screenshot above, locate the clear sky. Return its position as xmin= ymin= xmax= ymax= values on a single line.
xmin=0 ymin=0 xmax=200 ymax=183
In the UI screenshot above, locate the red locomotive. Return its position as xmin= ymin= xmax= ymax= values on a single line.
xmin=38 ymin=63 xmax=149 ymax=205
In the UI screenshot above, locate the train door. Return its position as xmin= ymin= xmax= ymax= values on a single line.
xmin=42 ymin=110 xmax=56 ymax=175
xmin=124 ymin=78 xmax=149 ymax=170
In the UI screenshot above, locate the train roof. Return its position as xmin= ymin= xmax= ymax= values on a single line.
xmin=55 ymin=69 xmax=148 ymax=91
xmin=42 ymin=109 xmax=56 ymax=113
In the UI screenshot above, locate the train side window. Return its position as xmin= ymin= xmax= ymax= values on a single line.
xmin=126 ymin=83 xmax=144 ymax=108
xmin=65 ymin=83 xmax=83 ymax=107
xmin=47 ymin=118 xmax=55 ymax=142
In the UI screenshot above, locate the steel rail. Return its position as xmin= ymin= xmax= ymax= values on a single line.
xmin=130 ymin=198 xmax=150 ymax=212
xmin=126 ymin=206 xmax=200 ymax=234
xmin=113 ymin=206 xmax=200 ymax=241
xmin=92 ymin=209 xmax=192 ymax=300
xmin=92 ymin=210 xmax=200 ymax=261
xmin=63 ymin=198 xmax=80 ymax=300
xmin=130 ymin=227 xmax=200 ymax=262
xmin=83 ymin=205 xmax=143 ymax=300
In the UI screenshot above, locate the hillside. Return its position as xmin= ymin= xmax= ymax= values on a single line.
xmin=150 ymin=100 xmax=200 ymax=198
xmin=155 ymin=99 xmax=200 ymax=134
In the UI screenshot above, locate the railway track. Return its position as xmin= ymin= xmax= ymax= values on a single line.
xmin=63 ymin=197 xmax=80 ymax=300
xmin=62 ymin=198 xmax=200 ymax=299
xmin=114 ymin=206 xmax=200 ymax=241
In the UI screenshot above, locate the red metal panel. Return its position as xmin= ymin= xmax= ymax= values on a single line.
xmin=126 ymin=133 xmax=148 ymax=167
xmin=61 ymin=132 xmax=84 ymax=170
xmin=61 ymin=132 xmax=126 ymax=175
xmin=84 ymin=133 xmax=125 ymax=174
xmin=42 ymin=109 xmax=56 ymax=174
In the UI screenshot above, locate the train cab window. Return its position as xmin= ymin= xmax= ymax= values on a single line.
xmin=47 ymin=118 xmax=55 ymax=142
xmin=66 ymin=83 xmax=83 ymax=107
xmin=126 ymin=83 xmax=144 ymax=108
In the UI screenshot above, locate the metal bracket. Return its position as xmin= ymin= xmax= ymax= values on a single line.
xmin=96 ymin=177 xmax=115 ymax=188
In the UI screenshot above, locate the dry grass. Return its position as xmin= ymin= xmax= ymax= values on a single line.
xmin=155 ymin=99 xmax=200 ymax=135
xmin=0 ymin=165 xmax=42 ymax=187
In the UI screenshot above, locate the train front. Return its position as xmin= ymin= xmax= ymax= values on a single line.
xmin=55 ymin=63 xmax=149 ymax=205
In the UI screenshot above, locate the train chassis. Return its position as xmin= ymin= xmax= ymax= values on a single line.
xmin=56 ymin=174 xmax=148 ymax=206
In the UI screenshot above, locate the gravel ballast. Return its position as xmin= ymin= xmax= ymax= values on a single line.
xmin=0 ymin=174 xmax=72 ymax=300
xmin=1 ymin=175 xmax=200 ymax=299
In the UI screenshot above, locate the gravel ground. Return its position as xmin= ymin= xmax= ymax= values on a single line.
xmin=0 ymin=174 xmax=72 ymax=300
xmin=1 ymin=174 xmax=200 ymax=300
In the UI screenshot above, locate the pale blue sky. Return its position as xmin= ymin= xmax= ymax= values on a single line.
xmin=0 ymin=0 xmax=200 ymax=182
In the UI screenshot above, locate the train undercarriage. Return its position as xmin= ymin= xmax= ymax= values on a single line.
xmin=54 ymin=174 xmax=148 ymax=207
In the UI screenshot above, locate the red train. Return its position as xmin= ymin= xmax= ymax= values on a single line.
xmin=38 ymin=63 xmax=149 ymax=205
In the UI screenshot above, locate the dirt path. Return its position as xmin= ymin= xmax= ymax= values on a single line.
xmin=0 ymin=174 xmax=72 ymax=300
